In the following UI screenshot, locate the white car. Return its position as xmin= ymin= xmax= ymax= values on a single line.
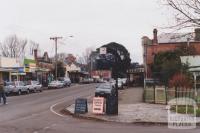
xmin=58 ymin=77 xmax=71 ymax=87
xmin=12 ymin=81 xmax=29 ymax=95
xmin=26 ymin=81 xmax=43 ymax=93
xmin=121 ymin=78 xmax=127 ymax=85
xmin=48 ymin=80 xmax=64 ymax=89
xmin=110 ymin=79 xmax=123 ymax=89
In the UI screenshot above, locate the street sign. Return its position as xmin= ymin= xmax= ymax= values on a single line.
xmin=100 ymin=47 xmax=107 ymax=55
xmin=74 ymin=98 xmax=88 ymax=114
xmin=92 ymin=97 xmax=105 ymax=114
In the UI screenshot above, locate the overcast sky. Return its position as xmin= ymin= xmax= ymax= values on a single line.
xmin=0 ymin=0 xmax=173 ymax=63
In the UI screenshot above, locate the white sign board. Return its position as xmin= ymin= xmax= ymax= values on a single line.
xmin=100 ymin=47 xmax=107 ymax=55
xmin=92 ymin=97 xmax=105 ymax=114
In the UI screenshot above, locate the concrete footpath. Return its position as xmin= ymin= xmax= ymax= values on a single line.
xmin=65 ymin=87 xmax=200 ymax=124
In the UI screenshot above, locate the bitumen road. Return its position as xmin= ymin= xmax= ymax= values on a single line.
xmin=0 ymin=84 xmax=199 ymax=133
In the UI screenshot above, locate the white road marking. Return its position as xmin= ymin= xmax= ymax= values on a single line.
xmin=50 ymin=101 xmax=66 ymax=117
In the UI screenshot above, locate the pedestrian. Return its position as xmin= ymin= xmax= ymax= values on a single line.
xmin=0 ymin=80 xmax=7 ymax=105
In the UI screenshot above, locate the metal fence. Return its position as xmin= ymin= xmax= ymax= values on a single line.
xmin=144 ymin=87 xmax=200 ymax=105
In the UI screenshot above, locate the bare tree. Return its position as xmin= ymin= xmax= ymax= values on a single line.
xmin=57 ymin=53 xmax=67 ymax=62
xmin=29 ymin=40 xmax=39 ymax=55
xmin=163 ymin=0 xmax=200 ymax=30
xmin=78 ymin=47 xmax=94 ymax=64
xmin=0 ymin=35 xmax=27 ymax=58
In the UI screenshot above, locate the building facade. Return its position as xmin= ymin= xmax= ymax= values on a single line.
xmin=142 ymin=28 xmax=200 ymax=79
xmin=0 ymin=57 xmax=22 ymax=81
xmin=34 ymin=50 xmax=54 ymax=86
xmin=64 ymin=54 xmax=89 ymax=83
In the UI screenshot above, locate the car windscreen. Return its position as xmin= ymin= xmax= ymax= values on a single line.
xmin=6 ymin=82 xmax=14 ymax=86
xmin=97 ymin=84 xmax=111 ymax=89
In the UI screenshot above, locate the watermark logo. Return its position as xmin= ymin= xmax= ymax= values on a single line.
xmin=167 ymin=98 xmax=197 ymax=129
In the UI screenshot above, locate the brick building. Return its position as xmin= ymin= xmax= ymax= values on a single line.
xmin=142 ymin=28 xmax=200 ymax=78
xmin=34 ymin=50 xmax=54 ymax=86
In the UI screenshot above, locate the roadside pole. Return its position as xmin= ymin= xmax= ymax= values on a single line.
xmin=50 ymin=37 xmax=62 ymax=80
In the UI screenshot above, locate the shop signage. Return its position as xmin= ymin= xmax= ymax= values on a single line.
xmin=92 ymin=97 xmax=105 ymax=114
xmin=74 ymin=98 xmax=88 ymax=114
xmin=100 ymin=47 xmax=107 ymax=55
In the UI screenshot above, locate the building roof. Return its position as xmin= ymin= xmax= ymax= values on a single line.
xmin=158 ymin=32 xmax=194 ymax=44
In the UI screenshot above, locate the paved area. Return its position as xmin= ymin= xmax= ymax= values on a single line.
xmin=67 ymin=103 xmax=200 ymax=123
xmin=0 ymin=85 xmax=199 ymax=133
xmin=119 ymin=87 xmax=144 ymax=104
xmin=66 ymin=87 xmax=200 ymax=124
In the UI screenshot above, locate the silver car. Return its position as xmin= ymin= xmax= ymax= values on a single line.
xmin=48 ymin=80 xmax=64 ymax=89
xmin=4 ymin=82 xmax=15 ymax=96
xmin=25 ymin=81 xmax=43 ymax=93
xmin=95 ymin=83 xmax=116 ymax=97
xmin=12 ymin=81 xmax=29 ymax=95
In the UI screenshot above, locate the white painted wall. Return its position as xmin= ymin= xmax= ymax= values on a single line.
xmin=65 ymin=63 xmax=81 ymax=77
xmin=0 ymin=57 xmax=20 ymax=67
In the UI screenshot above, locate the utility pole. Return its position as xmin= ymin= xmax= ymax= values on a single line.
xmin=50 ymin=37 xmax=63 ymax=80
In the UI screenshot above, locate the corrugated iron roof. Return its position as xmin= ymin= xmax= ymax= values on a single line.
xmin=158 ymin=32 xmax=195 ymax=43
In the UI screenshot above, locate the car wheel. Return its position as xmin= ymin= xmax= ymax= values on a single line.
xmin=27 ymin=89 xmax=30 ymax=94
xmin=18 ymin=90 xmax=22 ymax=95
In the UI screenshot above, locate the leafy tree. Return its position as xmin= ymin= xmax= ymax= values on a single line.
xmin=54 ymin=61 xmax=66 ymax=78
xmin=152 ymin=50 xmax=189 ymax=85
xmin=96 ymin=42 xmax=131 ymax=78
xmin=169 ymin=73 xmax=193 ymax=89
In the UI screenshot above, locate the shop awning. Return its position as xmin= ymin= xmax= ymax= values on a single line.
xmin=0 ymin=68 xmax=17 ymax=72
xmin=11 ymin=72 xmax=26 ymax=76
xmin=35 ymin=67 xmax=50 ymax=72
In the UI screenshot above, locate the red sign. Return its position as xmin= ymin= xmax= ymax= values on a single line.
xmin=91 ymin=70 xmax=111 ymax=79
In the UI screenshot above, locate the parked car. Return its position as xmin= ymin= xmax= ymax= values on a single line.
xmin=25 ymin=80 xmax=43 ymax=93
xmin=110 ymin=79 xmax=123 ymax=89
xmin=4 ymin=82 xmax=15 ymax=96
xmin=58 ymin=77 xmax=71 ymax=87
xmin=117 ymin=79 xmax=124 ymax=89
xmin=81 ymin=78 xmax=90 ymax=84
xmin=48 ymin=80 xmax=64 ymax=89
xmin=121 ymin=78 xmax=127 ymax=86
xmin=96 ymin=78 xmax=104 ymax=83
xmin=11 ymin=81 xmax=29 ymax=95
xmin=88 ymin=78 xmax=94 ymax=83
xmin=95 ymin=83 xmax=116 ymax=97
xmin=81 ymin=78 xmax=94 ymax=84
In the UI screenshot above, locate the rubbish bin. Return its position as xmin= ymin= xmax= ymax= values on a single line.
xmin=106 ymin=94 xmax=118 ymax=115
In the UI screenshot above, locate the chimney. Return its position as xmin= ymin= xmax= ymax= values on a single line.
xmin=195 ymin=28 xmax=200 ymax=41
xmin=34 ymin=49 xmax=38 ymax=60
xmin=153 ymin=29 xmax=158 ymax=44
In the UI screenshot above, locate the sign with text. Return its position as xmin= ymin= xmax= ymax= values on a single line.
xmin=74 ymin=98 xmax=88 ymax=114
xmin=100 ymin=47 xmax=107 ymax=55
xmin=92 ymin=97 xmax=105 ymax=114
